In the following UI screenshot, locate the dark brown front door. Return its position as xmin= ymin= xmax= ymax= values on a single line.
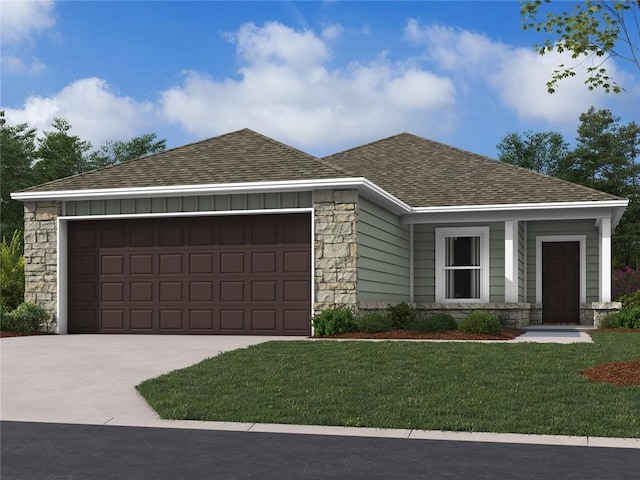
xmin=67 ymin=213 xmax=311 ymax=335
xmin=542 ymin=242 xmax=580 ymax=324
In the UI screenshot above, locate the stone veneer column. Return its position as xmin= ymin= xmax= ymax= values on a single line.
xmin=313 ymin=189 xmax=358 ymax=313
xmin=23 ymin=201 xmax=61 ymax=320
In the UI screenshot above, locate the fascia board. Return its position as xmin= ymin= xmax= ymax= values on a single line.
xmin=410 ymin=200 xmax=628 ymax=214
xmin=10 ymin=177 xmax=412 ymax=214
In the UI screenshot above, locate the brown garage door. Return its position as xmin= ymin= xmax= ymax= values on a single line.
xmin=68 ymin=213 xmax=311 ymax=335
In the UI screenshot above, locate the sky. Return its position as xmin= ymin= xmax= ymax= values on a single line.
xmin=1 ymin=0 xmax=639 ymax=159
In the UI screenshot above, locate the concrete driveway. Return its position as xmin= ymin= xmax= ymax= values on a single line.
xmin=1 ymin=335 xmax=287 ymax=426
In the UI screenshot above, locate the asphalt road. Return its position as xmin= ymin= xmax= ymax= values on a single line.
xmin=2 ymin=421 xmax=638 ymax=480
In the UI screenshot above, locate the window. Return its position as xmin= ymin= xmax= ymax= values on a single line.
xmin=435 ymin=227 xmax=489 ymax=303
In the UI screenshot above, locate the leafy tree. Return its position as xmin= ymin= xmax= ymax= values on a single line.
xmin=87 ymin=133 xmax=167 ymax=170
xmin=32 ymin=118 xmax=93 ymax=184
xmin=496 ymin=130 xmax=568 ymax=176
xmin=0 ymin=112 xmax=37 ymax=240
xmin=521 ymin=0 xmax=640 ymax=93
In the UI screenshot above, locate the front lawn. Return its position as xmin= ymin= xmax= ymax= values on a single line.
xmin=136 ymin=332 xmax=640 ymax=438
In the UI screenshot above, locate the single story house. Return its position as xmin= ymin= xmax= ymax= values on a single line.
xmin=12 ymin=129 xmax=627 ymax=335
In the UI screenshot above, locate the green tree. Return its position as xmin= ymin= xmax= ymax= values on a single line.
xmin=496 ymin=130 xmax=568 ymax=176
xmin=87 ymin=133 xmax=167 ymax=169
xmin=0 ymin=112 xmax=37 ymax=240
xmin=32 ymin=118 xmax=93 ymax=184
xmin=0 ymin=230 xmax=25 ymax=311
xmin=521 ymin=0 xmax=640 ymax=93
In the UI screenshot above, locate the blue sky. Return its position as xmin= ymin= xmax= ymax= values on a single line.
xmin=1 ymin=0 xmax=638 ymax=158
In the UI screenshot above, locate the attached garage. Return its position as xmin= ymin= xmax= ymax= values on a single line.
xmin=67 ymin=213 xmax=312 ymax=335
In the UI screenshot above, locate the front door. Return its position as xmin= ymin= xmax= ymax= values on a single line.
xmin=542 ymin=242 xmax=580 ymax=324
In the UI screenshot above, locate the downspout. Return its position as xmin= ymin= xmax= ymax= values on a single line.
xmin=409 ymin=224 xmax=414 ymax=303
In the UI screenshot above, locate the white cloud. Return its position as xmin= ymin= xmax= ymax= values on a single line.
xmin=0 ymin=0 xmax=56 ymax=44
xmin=405 ymin=19 xmax=616 ymax=125
xmin=4 ymin=78 xmax=156 ymax=147
xmin=1 ymin=55 xmax=46 ymax=75
xmin=161 ymin=21 xmax=456 ymax=150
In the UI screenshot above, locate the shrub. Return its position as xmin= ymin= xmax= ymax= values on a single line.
xmin=386 ymin=302 xmax=418 ymax=330
xmin=612 ymin=267 xmax=640 ymax=300
xmin=459 ymin=311 xmax=502 ymax=335
xmin=0 ymin=230 xmax=25 ymax=311
xmin=618 ymin=290 xmax=640 ymax=308
xmin=602 ymin=306 xmax=640 ymax=329
xmin=311 ymin=308 xmax=357 ymax=336
xmin=1 ymin=302 xmax=50 ymax=333
xmin=409 ymin=313 xmax=457 ymax=332
xmin=356 ymin=311 xmax=393 ymax=333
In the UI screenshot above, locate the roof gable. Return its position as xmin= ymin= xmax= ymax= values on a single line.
xmin=21 ymin=129 xmax=348 ymax=193
xmin=322 ymin=133 xmax=621 ymax=206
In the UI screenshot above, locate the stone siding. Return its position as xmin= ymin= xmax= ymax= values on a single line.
xmin=581 ymin=302 xmax=622 ymax=326
xmin=23 ymin=201 xmax=61 ymax=321
xmin=313 ymin=190 xmax=358 ymax=314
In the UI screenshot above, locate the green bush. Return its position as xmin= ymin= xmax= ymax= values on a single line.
xmin=459 ymin=311 xmax=502 ymax=335
xmin=0 ymin=230 xmax=25 ymax=311
xmin=601 ymin=306 xmax=640 ymax=329
xmin=409 ymin=313 xmax=458 ymax=332
xmin=618 ymin=290 xmax=640 ymax=308
xmin=1 ymin=302 xmax=50 ymax=333
xmin=312 ymin=308 xmax=357 ymax=336
xmin=356 ymin=311 xmax=393 ymax=333
xmin=386 ymin=302 xmax=418 ymax=330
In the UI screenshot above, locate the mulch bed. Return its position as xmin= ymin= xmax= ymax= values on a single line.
xmin=0 ymin=331 xmax=54 ymax=338
xmin=321 ymin=328 xmax=524 ymax=341
xmin=581 ymin=361 xmax=640 ymax=386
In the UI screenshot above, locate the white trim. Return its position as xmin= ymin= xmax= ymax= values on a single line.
xmin=310 ymin=207 xmax=316 ymax=332
xmin=56 ymin=218 xmax=68 ymax=334
xmin=523 ymin=221 xmax=528 ymax=303
xmin=598 ymin=217 xmax=612 ymax=302
xmin=411 ymin=200 xmax=628 ymax=214
xmin=409 ymin=224 xmax=414 ymax=303
xmin=535 ymin=236 xmax=586 ymax=304
xmin=435 ymin=226 xmax=490 ymax=303
xmin=504 ymin=220 xmax=518 ymax=302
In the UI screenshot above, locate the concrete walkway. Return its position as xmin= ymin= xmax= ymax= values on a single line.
xmin=2 ymin=332 xmax=637 ymax=449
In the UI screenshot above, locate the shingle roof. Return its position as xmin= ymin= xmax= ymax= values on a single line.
xmin=20 ymin=129 xmax=621 ymax=207
xmin=21 ymin=129 xmax=348 ymax=193
xmin=322 ymin=133 xmax=621 ymax=206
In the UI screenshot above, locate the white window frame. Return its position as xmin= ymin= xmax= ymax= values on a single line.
xmin=435 ymin=226 xmax=490 ymax=303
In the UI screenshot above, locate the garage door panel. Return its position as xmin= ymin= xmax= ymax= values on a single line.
xmin=130 ymin=310 xmax=154 ymax=330
xmin=251 ymin=310 xmax=277 ymax=331
xmin=252 ymin=252 xmax=277 ymax=273
xmin=220 ymin=310 xmax=244 ymax=330
xmin=220 ymin=252 xmax=245 ymax=274
xmin=159 ymin=254 xmax=183 ymax=274
xmin=131 ymin=282 xmax=154 ymax=302
xmin=68 ymin=213 xmax=311 ymax=335
xmin=101 ymin=255 xmax=124 ymax=275
xmin=130 ymin=255 xmax=153 ymax=275
xmin=159 ymin=310 xmax=183 ymax=330
xmin=101 ymin=310 xmax=125 ymax=330
xmin=189 ymin=310 xmax=215 ymax=330
xmin=190 ymin=281 xmax=214 ymax=302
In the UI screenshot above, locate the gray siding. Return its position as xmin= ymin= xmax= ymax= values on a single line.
xmin=64 ymin=192 xmax=313 ymax=216
xmin=414 ymin=222 xmax=505 ymax=303
xmin=526 ymin=220 xmax=599 ymax=303
xmin=357 ymin=197 xmax=410 ymax=301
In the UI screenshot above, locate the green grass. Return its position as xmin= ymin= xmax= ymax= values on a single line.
xmin=136 ymin=332 xmax=640 ymax=438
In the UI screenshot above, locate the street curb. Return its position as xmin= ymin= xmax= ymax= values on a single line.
xmin=106 ymin=418 xmax=640 ymax=449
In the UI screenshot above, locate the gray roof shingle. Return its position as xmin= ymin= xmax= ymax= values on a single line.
xmin=20 ymin=129 xmax=621 ymax=207
xmin=322 ymin=133 xmax=622 ymax=206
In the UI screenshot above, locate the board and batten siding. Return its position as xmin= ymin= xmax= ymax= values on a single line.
xmin=414 ymin=222 xmax=505 ymax=303
xmin=526 ymin=219 xmax=599 ymax=303
xmin=64 ymin=192 xmax=313 ymax=216
xmin=356 ymin=197 xmax=410 ymax=302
